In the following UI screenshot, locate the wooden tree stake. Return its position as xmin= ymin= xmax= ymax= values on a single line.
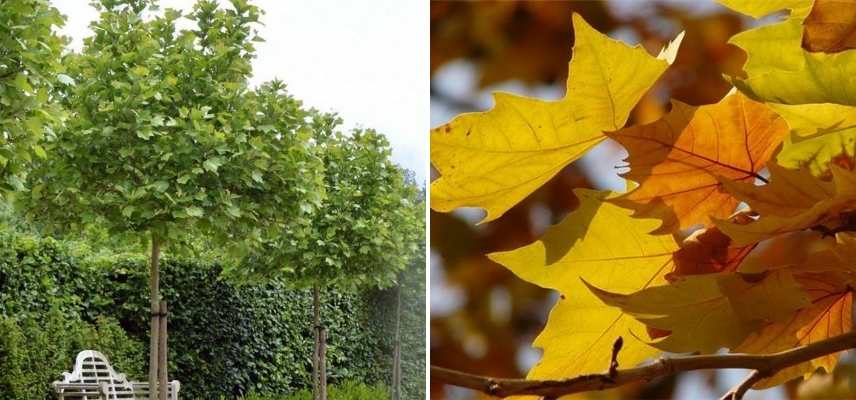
xmin=158 ymin=301 xmax=168 ymax=400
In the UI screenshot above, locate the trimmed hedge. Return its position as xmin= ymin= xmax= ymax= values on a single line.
xmin=0 ymin=309 xmax=144 ymax=399
xmin=0 ymin=229 xmax=420 ymax=399
xmin=238 ymin=381 xmax=389 ymax=400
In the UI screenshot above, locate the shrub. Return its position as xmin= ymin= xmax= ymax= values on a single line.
xmin=0 ymin=308 xmax=144 ymax=400
xmin=0 ymin=229 xmax=410 ymax=398
xmin=237 ymin=380 xmax=388 ymax=400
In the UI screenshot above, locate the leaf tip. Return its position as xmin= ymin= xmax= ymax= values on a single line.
xmin=657 ymin=30 xmax=685 ymax=64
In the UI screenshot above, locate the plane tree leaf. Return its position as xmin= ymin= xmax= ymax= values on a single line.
xmin=585 ymin=270 xmax=809 ymax=354
xmin=669 ymin=220 xmax=755 ymax=279
xmin=721 ymin=0 xmax=856 ymax=105
xmin=431 ymin=3 xmax=856 ymax=392
xmin=608 ymin=92 xmax=788 ymax=232
xmin=719 ymin=163 xmax=834 ymax=217
xmin=488 ymin=189 xmax=679 ymax=379
xmin=0 ymin=1 xmax=67 ymax=195
xmin=717 ymin=164 xmax=856 ymax=245
xmin=771 ymin=103 xmax=856 ymax=177
xmin=430 ymin=14 xmax=683 ymax=223
xmin=735 ymin=272 xmax=853 ymax=388
xmin=802 ymin=0 xmax=856 ymax=53
xmin=715 ymin=0 xmax=810 ymax=19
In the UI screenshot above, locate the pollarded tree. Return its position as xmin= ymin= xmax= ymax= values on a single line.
xmin=230 ymin=114 xmax=422 ymax=399
xmin=19 ymin=0 xmax=324 ymax=397
xmin=0 ymin=0 xmax=67 ymax=194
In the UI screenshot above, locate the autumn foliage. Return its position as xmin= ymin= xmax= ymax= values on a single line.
xmin=431 ymin=0 xmax=856 ymax=395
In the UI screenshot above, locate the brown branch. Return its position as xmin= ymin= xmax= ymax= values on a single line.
xmin=719 ymin=370 xmax=765 ymax=400
xmin=432 ymin=330 xmax=856 ymax=399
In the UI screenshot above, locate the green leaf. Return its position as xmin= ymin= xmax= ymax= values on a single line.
xmin=57 ymin=74 xmax=75 ymax=85
xmin=203 ymin=157 xmax=224 ymax=174
xmin=32 ymin=145 xmax=47 ymax=160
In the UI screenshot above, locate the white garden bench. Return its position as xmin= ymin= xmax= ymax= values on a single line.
xmin=53 ymin=350 xmax=180 ymax=400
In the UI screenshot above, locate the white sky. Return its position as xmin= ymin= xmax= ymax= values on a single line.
xmin=54 ymin=0 xmax=428 ymax=183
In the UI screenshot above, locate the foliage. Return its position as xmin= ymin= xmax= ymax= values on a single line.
xmin=431 ymin=4 xmax=856 ymax=392
xmin=0 ymin=228 xmax=397 ymax=398
xmin=0 ymin=0 xmax=67 ymax=195
xmin=21 ymin=0 xmax=323 ymax=253
xmin=233 ymin=117 xmax=422 ymax=290
xmin=430 ymin=14 xmax=682 ymax=223
xmin=0 ymin=308 xmax=144 ymax=400
xmin=237 ymin=381 xmax=389 ymax=400
xmin=367 ymin=237 xmax=427 ymax=400
xmin=397 ymin=243 xmax=426 ymax=400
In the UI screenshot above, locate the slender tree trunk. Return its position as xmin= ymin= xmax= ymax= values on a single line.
xmin=392 ymin=282 xmax=402 ymax=400
xmin=148 ymin=233 xmax=161 ymax=399
xmin=313 ymin=285 xmax=327 ymax=400
xmin=158 ymin=301 xmax=168 ymax=400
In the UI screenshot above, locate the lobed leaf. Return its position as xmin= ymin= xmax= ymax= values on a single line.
xmin=771 ymin=102 xmax=856 ymax=177
xmin=608 ymin=92 xmax=787 ymax=232
xmin=722 ymin=0 xmax=856 ymax=105
xmin=430 ymin=14 xmax=683 ymax=223
xmin=586 ymin=270 xmax=809 ymax=354
xmin=735 ymin=272 xmax=853 ymax=388
xmin=802 ymin=0 xmax=856 ymax=53
xmin=717 ymin=164 xmax=856 ymax=245
xmin=488 ymin=189 xmax=678 ymax=379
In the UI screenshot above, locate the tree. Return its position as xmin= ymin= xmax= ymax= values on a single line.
xmin=431 ymin=3 xmax=856 ymax=399
xmin=0 ymin=0 xmax=67 ymax=195
xmin=20 ymin=0 xmax=323 ymax=397
xmin=231 ymin=114 xmax=422 ymax=399
xmin=391 ymin=195 xmax=425 ymax=400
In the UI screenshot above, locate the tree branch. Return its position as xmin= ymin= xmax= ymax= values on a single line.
xmin=719 ymin=370 xmax=765 ymax=400
xmin=432 ymin=330 xmax=856 ymax=399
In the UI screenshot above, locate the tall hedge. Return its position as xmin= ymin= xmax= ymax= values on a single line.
xmin=0 ymin=230 xmax=402 ymax=399
xmin=367 ymin=250 xmax=426 ymax=400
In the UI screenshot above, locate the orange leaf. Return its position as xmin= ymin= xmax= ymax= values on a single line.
xmin=803 ymin=0 xmax=856 ymax=53
xmin=668 ymin=225 xmax=755 ymax=280
xmin=608 ymin=92 xmax=788 ymax=232
xmin=735 ymin=272 xmax=853 ymax=388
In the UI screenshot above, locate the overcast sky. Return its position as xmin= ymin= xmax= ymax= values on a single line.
xmin=54 ymin=0 xmax=428 ymax=183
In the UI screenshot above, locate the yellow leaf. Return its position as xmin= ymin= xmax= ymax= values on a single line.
xmin=735 ymin=272 xmax=853 ymax=388
xmin=719 ymin=163 xmax=834 ymax=217
xmin=737 ymin=231 xmax=833 ymax=274
xmin=770 ymin=103 xmax=856 ymax=177
xmin=608 ymin=92 xmax=787 ymax=232
xmin=716 ymin=0 xmax=811 ymax=19
xmin=585 ymin=270 xmax=809 ymax=353
xmin=488 ymin=189 xmax=678 ymax=379
xmin=717 ymin=164 xmax=856 ymax=245
xmin=723 ymin=0 xmax=856 ymax=105
xmin=430 ymin=14 xmax=683 ymax=223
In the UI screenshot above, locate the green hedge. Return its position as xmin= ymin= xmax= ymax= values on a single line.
xmin=0 ymin=230 xmax=421 ymax=399
xmin=0 ymin=309 xmax=144 ymax=400
xmin=238 ymin=381 xmax=389 ymax=400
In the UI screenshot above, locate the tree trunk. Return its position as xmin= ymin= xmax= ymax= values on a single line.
xmin=313 ymin=285 xmax=327 ymax=400
xmin=148 ymin=233 xmax=161 ymax=399
xmin=392 ymin=282 xmax=402 ymax=400
xmin=158 ymin=301 xmax=168 ymax=400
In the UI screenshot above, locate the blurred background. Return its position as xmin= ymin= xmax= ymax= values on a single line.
xmin=429 ymin=1 xmax=856 ymax=399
